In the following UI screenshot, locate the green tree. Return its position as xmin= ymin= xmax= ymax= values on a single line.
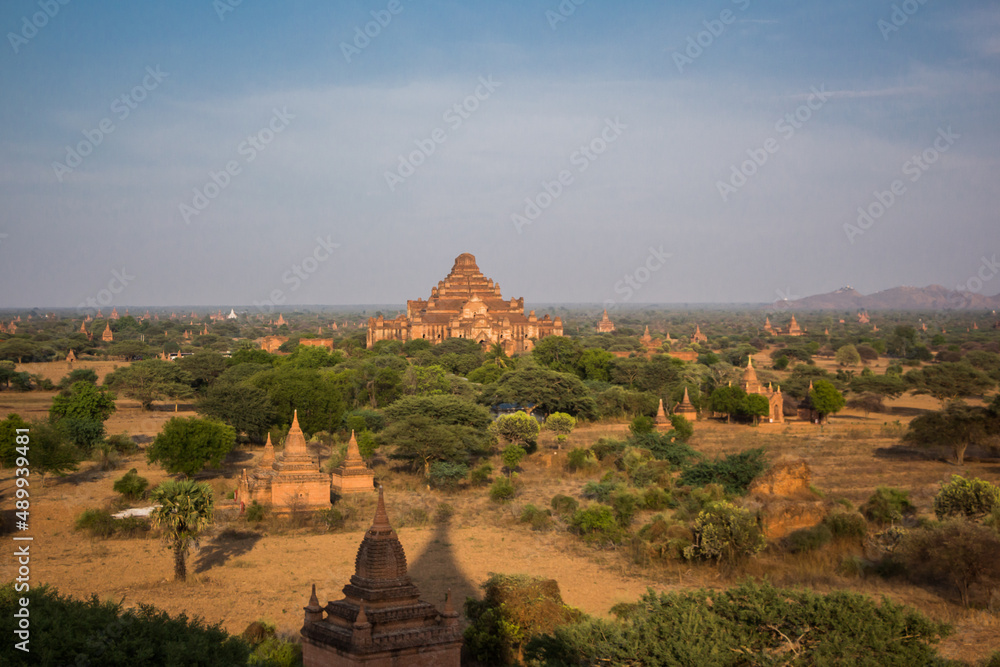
xmin=383 ymin=394 xmax=492 ymax=429
xmin=532 ymin=336 xmax=582 ymax=373
xmin=489 ymin=411 xmax=540 ymax=450
xmin=904 ymin=362 xmax=995 ymax=401
xmin=482 ymin=367 xmax=598 ymax=418
xmin=544 ymin=412 xmax=576 ymax=449
xmin=30 ymin=419 xmax=82 ymax=484
xmin=933 ymin=475 xmax=1000 ymax=520
xmin=0 ymin=412 xmax=30 ymax=467
xmin=381 ymin=415 xmax=490 ymax=475
xmin=150 ymin=479 xmax=214 ymax=581
xmin=147 ymin=417 xmax=236 ymax=476
xmin=901 ymin=520 xmax=1000 ymax=607
xmin=709 ymin=385 xmax=747 ymax=423
xmin=107 ymin=340 xmax=151 ymax=361
xmin=56 ymin=367 xmax=99 ymax=389
xmin=904 ymin=401 xmax=995 ymax=466
xmin=683 ymin=500 xmax=766 ymax=563
xmin=251 ymin=365 xmax=346 ymax=434
xmin=810 ymin=380 xmax=845 ymax=422
xmin=501 ymin=443 xmax=527 ymax=476
xmin=849 ymin=373 xmax=906 ymax=400
xmin=104 ymin=359 xmax=194 ymax=410
xmin=577 ymin=348 xmax=614 ymax=381
xmin=197 ymin=380 xmax=274 ymax=444
xmin=0 ymin=583 xmax=251 ymax=666
xmin=0 ymin=339 xmax=38 ymax=363
xmin=50 ymin=381 xmax=117 ymax=423
xmin=176 ymin=349 xmax=229 ymax=389
xmin=742 ymin=393 xmax=770 ymax=425
xmin=835 ymin=344 xmax=861 ymax=367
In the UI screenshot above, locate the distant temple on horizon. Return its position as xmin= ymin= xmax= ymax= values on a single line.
xmin=367 ymin=253 xmax=563 ymax=355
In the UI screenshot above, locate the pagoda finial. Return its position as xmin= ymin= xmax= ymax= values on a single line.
xmin=344 ymin=430 xmax=364 ymax=464
xmin=373 ymin=485 xmax=391 ymax=531
xmin=309 ymin=583 xmax=319 ymax=607
xmin=747 ymin=356 xmax=753 ymax=368
xmin=354 ymin=603 xmax=368 ymax=627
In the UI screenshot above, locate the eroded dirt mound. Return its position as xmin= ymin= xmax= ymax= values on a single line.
xmin=749 ymin=459 xmax=813 ymax=498
xmin=747 ymin=458 xmax=829 ymax=538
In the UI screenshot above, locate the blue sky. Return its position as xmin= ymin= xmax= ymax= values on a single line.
xmin=1 ymin=0 xmax=998 ymax=309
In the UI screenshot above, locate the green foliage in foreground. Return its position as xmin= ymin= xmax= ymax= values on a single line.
xmin=524 ymin=580 xmax=951 ymax=667
xmin=678 ymin=447 xmax=768 ymax=495
xmin=0 ymin=582 xmax=251 ymax=666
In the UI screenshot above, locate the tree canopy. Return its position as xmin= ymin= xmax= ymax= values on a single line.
xmin=147 ymin=417 xmax=236 ymax=476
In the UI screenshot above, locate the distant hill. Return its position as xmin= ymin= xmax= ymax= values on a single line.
xmin=773 ymin=285 xmax=1000 ymax=311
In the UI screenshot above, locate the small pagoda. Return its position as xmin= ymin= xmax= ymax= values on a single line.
xmin=674 ymin=387 xmax=698 ymax=421
xmin=654 ymin=398 xmax=670 ymax=428
xmin=236 ymin=411 xmax=331 ymax=512
xmin=301 ymin=488 xmax=462 ymax=666
xmin=331 ymin=431 xmax=375 ymax=495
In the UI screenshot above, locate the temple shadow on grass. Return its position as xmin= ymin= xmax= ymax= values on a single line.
xmin=194 ymin=528 xmax=263 ymax=573
xmin=406 ymin=516 xmax=478 ymax=618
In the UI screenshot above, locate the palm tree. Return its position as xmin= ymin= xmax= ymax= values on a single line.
xmin=488 ymin=342 xmax=510 ymax=369
xmin=150 ymin=479 xmax=214 ymax=581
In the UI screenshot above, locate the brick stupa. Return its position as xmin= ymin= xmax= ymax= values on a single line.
xmin=654 ymin=398 xmax=670 ymax=428
xmin=301 ymin=487 xmax=462 ymax=666
xmin=331 ymin=431 xmax=375 ymax=496
xmin=237 ymin=411 xmax=331 ymax=512
xmin=674 ymin=386 xmax=698 ymax=421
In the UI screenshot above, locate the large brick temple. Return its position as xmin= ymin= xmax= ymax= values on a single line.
xmin=366 ymin=253 xmax=562 ymax=355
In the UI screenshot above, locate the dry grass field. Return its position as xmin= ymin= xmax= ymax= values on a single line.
xmin=1 ymin=363 xmax=998 ymax=663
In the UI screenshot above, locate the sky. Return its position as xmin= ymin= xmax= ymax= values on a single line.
xmin=1 ymin=0 xmax=998 ymax=310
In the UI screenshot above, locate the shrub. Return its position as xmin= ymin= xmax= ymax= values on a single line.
xmin=629 ymin=415 xmax=655 ymax=436
xmin=861 ymin=487 xmax=915 ymax=525
xmin=489 ymin=476 xmax=517 ymax=503
xmin=610 ymin=491 xmax=639 ymax=528
xmin=570 ymin=505 xmax=624 ymax=544
xmin=105 ymin=432 xmax=139 ymax=455
xmin=590 ymin=438 xmax=627 ymax=461
xmin=429 ymin=461 xmax=468 ymax=490
xmin=550 ymin=494 xmax=579 ymax=517
xmin=464 ymin=574 xmax=582 ymax=666
xmin=933 ymin=475 xmax=1000 ymax=520
xmin=0 ymin=583 xmax=251 ymax=666
xmin=640 ymin=487 xmax=675 ymax=510
xmin=523 ymin=581 xmax=950 ymax=666
xmin=565 ymin=447 xmax=597 ymax=472
xmin=669 ymin=414 xmax=693 ymax=442
xmin=112 ymin=468 xmax=149 ymax=501
xmin=786 ymin=524 xmax=833 ymax=553
xmin=823 ymin=511 xmax=868 ymax=540
xmin=628 ymin=432 xmax=697 ymax=468
xmin=75 ymin=508 xmax=116 ymax=539
xmin=469 ymin=461 xmax=493 ymax=486
xmin=582 ymin=478 xmax=623 ymax=503
xmin=520 ymin=504 xmax=553 ymax=531
xmin=245 ymin=501 xmax=267 ymax=523
xmin=683 ymin=501 xmax=765 ymax=563
xmin=314 ymin=508 xmax=344 ymax=531
xmin=501 ymin=443 xmax=527 ymax=474
xmin=679 ymin=447 xmax=768 ymax=495
xmin=900 ymin=520 xmax=1000 ymax=606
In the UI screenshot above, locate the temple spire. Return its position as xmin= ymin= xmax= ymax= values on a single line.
xmin=373 ymin=485 xmax=391 ymax=531
xmin=345 ymin=430 xmax=363 ymax=464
